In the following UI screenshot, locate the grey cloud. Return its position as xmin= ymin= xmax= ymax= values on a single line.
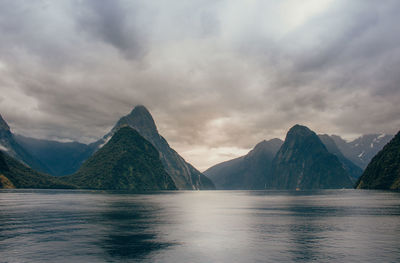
xmin=74 ymin=0 xmax=146 ymax=59
xmin=0 ymin=0 xmax=399 ymax=170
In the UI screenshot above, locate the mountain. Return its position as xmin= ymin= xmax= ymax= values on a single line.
xmin=318 ymin=134 xmax=363 ymax=181
xmin=204 ymin=139 xmax=283 ymax=189
xmin=14 ymin=135 xmax=93 ymax=176
xmin=270 ymin=125 xmax=353 ymax=189
xmin=356 ymin=131 xmax=400 ymax=190
xmin=92 ymin=106 xmax=214 ymax=190
xmin=62 ymin=126 xmax=177 ymax=191
xmin=0 ymin=151 xmax=74 ymax=189
xmin=331 ymin=134 xmax=393 ymax=169
xmin=0 ymin=114 xmax=50 ymax=174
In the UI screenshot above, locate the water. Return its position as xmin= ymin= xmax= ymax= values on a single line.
xmin=0 ymin=190 xmax=400 ymax=263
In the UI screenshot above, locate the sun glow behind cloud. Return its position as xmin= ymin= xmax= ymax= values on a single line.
xmin=280 ymin=0 xmax=334 ymax=33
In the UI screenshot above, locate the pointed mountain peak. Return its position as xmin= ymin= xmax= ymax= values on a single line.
xmin=286 ymin=124 xmax=315 ymax=140
xmin=271 ymin=125 xmax=353 ymax=189
xmin=112 ymin=105 xmax=158 ymax=139
xmin=129 ymin=105 xmax=151 ymax=116
xmin=281 ymin=124 xmax=329 ymax=155
xmin=0 ymin=114 xmax=10 ymax=132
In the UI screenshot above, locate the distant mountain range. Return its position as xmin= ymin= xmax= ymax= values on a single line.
xmin=14 ymin=135 xmax=94 ymax=177
xmin=0 ymin=107 xmax=214 ymax=190
xmin=331 ymin=134 xmax=393 ymax=169
xmin=0 ymin=108 xmax=397 ymax=190
xmin=206 ymin=125 xmax=355 ymax=189
xmin=204 ymin=139 xmax=283 ymax=189
xmin=318 ymin=135 xmax=363 ymax=181
xmin=356 ymin=131 xmax=400 ymax=190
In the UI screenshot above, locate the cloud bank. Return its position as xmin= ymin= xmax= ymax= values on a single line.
xmin=1 ymin=0 xmax=399 ymax=170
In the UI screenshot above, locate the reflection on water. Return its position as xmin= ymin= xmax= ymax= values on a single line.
xmin=0 ymin=189 xmax=400 ymax=262
xmin=98 ymin=200 xmax=175 ymax=260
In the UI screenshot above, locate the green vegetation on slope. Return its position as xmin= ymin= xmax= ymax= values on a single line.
xmin=62 ymin=126 xmax=177 ymax=191
xmin=357 ymin=131 xmax=400 ymax=190
xmin=0 ymin=151 xmax=75 ymax=189
xmin=103 ymin=105 xmax=215 ymax=190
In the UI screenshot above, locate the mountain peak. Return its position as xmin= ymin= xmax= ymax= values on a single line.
xmin=285 ymin=124 xmax=315 ymax=142
xmin=271 ymin=125 xmax=353 ymax=189
xmin=97 ymin=105 xmax=214 ymax=190
xmin=129 ymin=105 xmax=151 ymax=116
xmin=288 ymin=124 xmax=312 ymax=134
xmin=112 ymin=105 xmax=158 ymax=138
xmin=62 ymin=126 xmax=177 ymax=191
xmin=0 ymin=114 xmax=10 ymax=132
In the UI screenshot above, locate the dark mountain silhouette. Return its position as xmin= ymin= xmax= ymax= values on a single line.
xmin=14 ymin=135 xmax=93 ymax=176
xmin=0 ymin=114 xmax=51 ymax=174
xmin=270 ymin=125 xmax=353 ymax=189
xmin=318 ymin=134 xmax=363 ymax=182
xmin=204 ymin=139 xmax=283 ymax=189
xmin=63 ymin=126 xmax=177 ymax=191
xmin=91 ymin=106 xmax=214 ymax=190
xmin=356 ymin=131 xmax=400 ymax=190
xmin=0 ymin=151 xmax=74 ymax=189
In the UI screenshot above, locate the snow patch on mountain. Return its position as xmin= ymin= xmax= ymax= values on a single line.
xmin=0 ymin=143 xmax=8 ymax=152
xmin=378 ymin=133 xmax=386 ymax=139
xmin=98 ymin=135 xmax=112 ymax=149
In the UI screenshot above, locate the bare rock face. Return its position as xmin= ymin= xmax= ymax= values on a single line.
xmin=270 ymin=125 xmax=353 ymax=189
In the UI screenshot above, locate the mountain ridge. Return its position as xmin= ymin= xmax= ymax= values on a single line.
xmin=331 ymin=133 xmax=393 ymax=169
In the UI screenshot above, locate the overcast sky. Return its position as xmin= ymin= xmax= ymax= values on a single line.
xmin=1 ymin=0 xmax=400 ymax=171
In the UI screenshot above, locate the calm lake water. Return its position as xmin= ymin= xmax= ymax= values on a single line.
xmin=0 ymin=190 xmax=400 ymax=263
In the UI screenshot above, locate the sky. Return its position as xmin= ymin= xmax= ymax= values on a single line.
xmin=1 ymin=0 xmax=400 ymax=171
